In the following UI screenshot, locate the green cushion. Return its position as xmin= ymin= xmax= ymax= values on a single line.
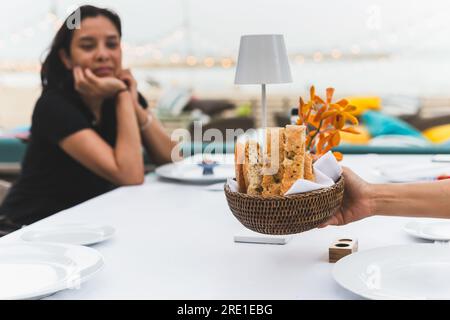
xmin=0 ymin=138 xmax=27 ymax=163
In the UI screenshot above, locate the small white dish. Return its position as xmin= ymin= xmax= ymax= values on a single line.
xmin=155 ymin=155 xmax=234 ymax=183
xmin=404 ymin=220 xmax=450 ymax=241
xmin=20 ymin=224 xmax=115 ymax=246
xmin=333 ymin=244 xmax=450 ymax=299
xmin=0 ymin=242 xmax=104 ymax=300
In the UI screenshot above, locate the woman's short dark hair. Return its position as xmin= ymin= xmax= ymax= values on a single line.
xmin=40 ymin=5 xmax=122 ymax=91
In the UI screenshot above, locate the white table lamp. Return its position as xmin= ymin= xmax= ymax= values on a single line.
xmin=234 ymin=34 xmax=293 ymax=130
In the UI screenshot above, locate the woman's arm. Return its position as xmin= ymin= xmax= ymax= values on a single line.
xmin=320 ymin=167 xmax=450 ymax=227
xmin=60 ymin=90 xmax=144 ymax=186
xmin=134 ymin=104 xmax=178 ymax=165
xmin=371 ymin=179 xmax=450 ymax=218
xmin=119 ymin=69 xmax=177 ymax=165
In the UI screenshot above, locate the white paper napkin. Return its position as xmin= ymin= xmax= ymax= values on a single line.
xmin=227 ymin=178 xmax=239 ymax=192
xmin=227 ymin=151 xmax=342 ymax=195
xmin=285 ymin=151 xmax=342 ymax=195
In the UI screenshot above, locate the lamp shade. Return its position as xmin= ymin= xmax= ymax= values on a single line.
xmin=234 ymin=34 xmax=293 ymax=85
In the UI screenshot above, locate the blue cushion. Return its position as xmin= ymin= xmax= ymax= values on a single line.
xmin=361 ymin=111 xmax=424 ymax=139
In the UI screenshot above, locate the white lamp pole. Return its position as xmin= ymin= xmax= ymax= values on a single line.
xmin=261 ymin=83 xmax=267 ymax=130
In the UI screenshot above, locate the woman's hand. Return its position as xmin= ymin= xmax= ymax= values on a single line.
xmin=73 ymin=67 xmax=127 ymax=99
xmin=118 ymin=69 xmax=150 ymax=127
xmin=319 ymin=167 xmax=374 ymax=228
xmin=118 ymin=69 xmax=139 ymax=103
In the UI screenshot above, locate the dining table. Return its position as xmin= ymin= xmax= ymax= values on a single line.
xmin=0 ymin=154 xmax=446 ymax=300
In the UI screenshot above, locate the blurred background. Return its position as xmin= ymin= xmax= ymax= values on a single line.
xmin=2 ymin=0 xmax=450 ymax=175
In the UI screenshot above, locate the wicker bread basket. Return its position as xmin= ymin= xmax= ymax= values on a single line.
xmin=224 ymin=176 xmax=344 ymax=235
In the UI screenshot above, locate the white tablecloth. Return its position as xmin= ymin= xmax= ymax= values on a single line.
xmin=0 ymin=154 xmax=443 ymax=299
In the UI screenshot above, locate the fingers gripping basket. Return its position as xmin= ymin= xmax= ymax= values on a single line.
xmin=224 ymin=176 xmax=344 ymax=235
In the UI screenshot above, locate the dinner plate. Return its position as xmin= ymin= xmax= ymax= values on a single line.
xmin=333 ymin=244 xmax=450 ymax=299
xmin=155 ymin=154 xmax=234 ymax=183
xmin=404 ymin=220 xmax=450 ymax=241
xmin=374 ymin=161 xmax=450 ymax=182
xmin=20 ymin=224 xmax=115 ymax=246
xmin=0 ymin=242 xmax=104 ymax=300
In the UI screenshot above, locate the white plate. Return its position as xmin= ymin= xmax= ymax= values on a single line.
xmin=0 ymin=243 xmax=104 ymax=300
xmin=404 ymin=220 xmax=450 ymax=241
xmin=374 ymin=161 xmax=450 ymax=182
xmin=333 ymin=244 xmax=450 ymax=299
xmin=155 ymin=154 xmax=234 ymax=183
xmin=20 ymin=224 xmax=115 ymax=246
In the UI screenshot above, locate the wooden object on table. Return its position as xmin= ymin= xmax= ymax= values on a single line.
xmin=329 ymin=238 xmax=358 ymax=263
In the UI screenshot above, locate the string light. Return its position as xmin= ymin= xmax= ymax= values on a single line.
xmin=121 ymin=42 xmax=131 ymax=51
xmin=0 ymin=6 xmax=403 ymax=72
xmin=186 ymin=55 xmax=198 ymax=66
xmin=204 ymin=57 xmax=215 ymax=68
xmin=144 ymin=44 xmax=154 ymax=53
xmin=0 ymin=60 xmax=40 ymax=72
xmin=221 ymin=58 xmax=233 ymax=69
xmin=4 ymin=0 xmax=448 ymax=72
xmin=134 ymin=46 xmax=146 ymax=57
xmin=169 ymin=53 xmax=181 ymax=64
xmin=46 ymin=12 xmax=57 ymax=22
xmin=53 ymin=19 xmax=63 ymax=31
xmin=313 ymin=51 xmax=323 ymax=62
xmin=351 ymin=44 xmax=361 ymax=55
xmin=295 ymin=55 xmax=305 ymax=64
xmin=152 ymin=50 xmax=163 ymax=60
xmin=331 ymin=49 xmax=342 ymax=59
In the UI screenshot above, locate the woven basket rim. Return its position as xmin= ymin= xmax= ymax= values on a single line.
xmin=224 ymin=175 xmax=344 ymax=200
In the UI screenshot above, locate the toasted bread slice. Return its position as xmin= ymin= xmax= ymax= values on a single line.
xmin=262 ymin=128 xmax=285 ymax=196
xmin=244 ymin=140 xmax=262 ymax=195
xmin=304 ymin=152 xmax=315 ymax=181
xmin=234 ymin=141 xmax=247 ymax=193
xmin=280 ymin=125 xmax=306 ymax=194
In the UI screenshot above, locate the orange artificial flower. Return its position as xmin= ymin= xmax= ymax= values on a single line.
xmin=296 ymin=86 xmax=360 ymax=161
xmin=321 ymin=101 xmax=358 ymax=130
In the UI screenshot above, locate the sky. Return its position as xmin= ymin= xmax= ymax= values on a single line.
xmin=2 ymin=0 xmax=450 ymax=61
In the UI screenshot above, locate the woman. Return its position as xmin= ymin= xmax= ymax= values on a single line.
xmin=319 ymin=167 xmax=450 ymax=228
xmin=0 ymin=5 xmax=176 ymax=235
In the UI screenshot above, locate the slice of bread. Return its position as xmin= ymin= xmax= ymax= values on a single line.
xmin=244 ymin=140 xmax=262 ymax=195
xmin=262 ymin=127 xmax=285 ymax=197
xmin=234 ymin=141 xmax=247 ymax=193
xmin=280 ymin=125 xmax=306 ymax=194
xmin=304 ymin=152 xmax=315 ymax=181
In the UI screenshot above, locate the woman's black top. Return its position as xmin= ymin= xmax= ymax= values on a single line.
xmin=0 ymin=88 xmax=147 ymax=227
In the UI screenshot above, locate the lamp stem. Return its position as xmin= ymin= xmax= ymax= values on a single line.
xmin=261 ymin=83 xmax=267 ymax=130
xmin=261 ymin=83 xmax=267 ymax=155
